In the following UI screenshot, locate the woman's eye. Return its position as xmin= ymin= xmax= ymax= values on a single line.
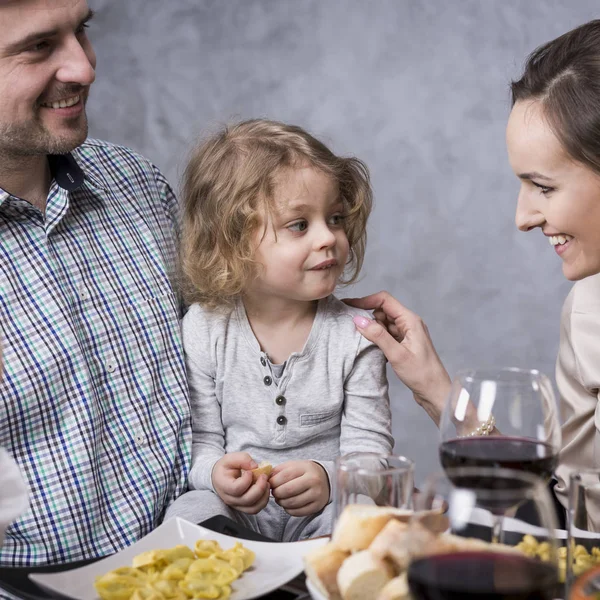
xmin=288 ymin=221 xmax=308 ymax=232
xmin=533 ymin=182 xmax=553 ymax=195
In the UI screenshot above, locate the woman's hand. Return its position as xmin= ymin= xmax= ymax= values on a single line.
xmin=344 ymin=291 xmax=451 ymax=425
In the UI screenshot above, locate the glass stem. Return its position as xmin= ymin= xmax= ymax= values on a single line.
xmin=491 ymin=514 xmax=503 ymax=544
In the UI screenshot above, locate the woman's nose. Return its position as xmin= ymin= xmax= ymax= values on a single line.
xmin=515 ymin=188 xmax=545 ymax=232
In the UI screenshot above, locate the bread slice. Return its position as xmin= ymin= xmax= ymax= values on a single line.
xmin=304 ymin=542 xmax=349 ymax=600
xmin=369 ymin=519 xmax=439 ymax=572
xmin=251 ymin=461 xmax=272 ymax=482
xmin=368 ymin=519 xmax=411 ymax=572
xmin=337 ymin=550 xmax=394 ymax=600
xmin=377 ymin=574 xmax=410 ymax=600
xmin=411 ymin=509 xmax=449 ymax=534
xmin=332 ymin=505 xmax=413 ymax=552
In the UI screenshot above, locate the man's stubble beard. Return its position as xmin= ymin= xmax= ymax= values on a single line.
xmin=0 ymin=114 xmax=89 ymax=158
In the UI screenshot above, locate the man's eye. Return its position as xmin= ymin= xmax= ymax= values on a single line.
xmin=76 ymin=23 xmax=90 ymax=35
xmin=28 ymin=41 xmax=51 ymax=53
xmin=288 ymin=221 xmax=308 ymax=232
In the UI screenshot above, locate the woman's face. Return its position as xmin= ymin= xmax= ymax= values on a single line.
xmin=507 ymin=99 xmax=600 ymax=281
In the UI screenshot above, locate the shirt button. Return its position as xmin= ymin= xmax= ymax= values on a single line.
xmin=78 ymin=286 xmax=88 ymax=301
xmin=275 ymin=395 xmax=286 ymax=406
xmin=263 ymin=376 xmax=272 ymax=386
xmin=106 ymin=359 xmax=117 ymax=373
xmin=135 ymin=432 xmax=146 ymax=446
xmin=276 ymin=416 xmax=287 ymax=426
xmin=260 ymin=357 xmax=267 ymax=367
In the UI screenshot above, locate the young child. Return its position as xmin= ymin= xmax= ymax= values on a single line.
xmin=166 ymin=119 xmax=393 ymax=541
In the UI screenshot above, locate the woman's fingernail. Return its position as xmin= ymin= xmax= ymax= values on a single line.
xmin=353 ymin=315 xmax=371 ymax=329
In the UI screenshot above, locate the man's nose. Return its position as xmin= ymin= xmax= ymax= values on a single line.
xmin=55 ymin=37 xmax=96 ymax=87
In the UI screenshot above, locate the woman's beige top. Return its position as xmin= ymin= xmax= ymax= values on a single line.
xmin=554 ymin=272 xmax=600 ymax=510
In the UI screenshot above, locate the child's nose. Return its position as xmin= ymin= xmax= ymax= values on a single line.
xmin=314 ymin=224 xmax=336 ymax=249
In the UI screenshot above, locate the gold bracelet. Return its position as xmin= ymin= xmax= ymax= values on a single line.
xmin=461 ymin=414 xmax=495 ymax=437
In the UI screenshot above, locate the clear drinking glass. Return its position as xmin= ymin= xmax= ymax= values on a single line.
xmin=333 ymin=452 xmax=414 ymax=522
xmin=439 ymin=367 xmax=562 ymax=542
xmin=567 ymin=469 xmax=600 ymax=593
xmin=408 ymin=467 xmax=560 ymax=600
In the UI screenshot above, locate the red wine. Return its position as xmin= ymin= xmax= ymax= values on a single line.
xmin=408 ymin=551 xmax=558 ymax=600
xmin=439 ymin=437 xmax=558 ymax=489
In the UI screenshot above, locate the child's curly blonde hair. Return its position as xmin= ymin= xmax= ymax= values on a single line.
xmin=181 ymin=119 xmax=373 ymax=309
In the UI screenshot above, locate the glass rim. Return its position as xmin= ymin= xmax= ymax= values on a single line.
xmin=336 ymin=451 xmax=415 ymax=476
xmin=431 ymin=466 xmax=549 ymax=499
xmin=454 ymin=366 xmax=548 ymax=384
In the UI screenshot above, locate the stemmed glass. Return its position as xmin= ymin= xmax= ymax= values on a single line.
xmin=566 ymin=469 xmax=600 ymax=594
xmin=408 ymin=467 xmax=560 ymax=600
xmin=438 ymin=368 xmax=562 ymax=542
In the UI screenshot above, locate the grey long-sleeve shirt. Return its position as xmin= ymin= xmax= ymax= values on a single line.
xmin=184 ymin=295 xmax=393 ymax=502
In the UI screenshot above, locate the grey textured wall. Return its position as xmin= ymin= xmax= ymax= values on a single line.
xmin=87 ymin=1 xmax=598 ymax=482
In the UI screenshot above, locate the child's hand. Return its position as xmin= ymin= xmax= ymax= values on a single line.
xmin=212 ymin=452 xmax=270 ymax=514
xmin=270 ymin=460 xmax=330 ymax=516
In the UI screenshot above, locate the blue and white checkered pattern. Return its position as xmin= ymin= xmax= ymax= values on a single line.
xmin=0 ymin=139 xmax=191 ymax=566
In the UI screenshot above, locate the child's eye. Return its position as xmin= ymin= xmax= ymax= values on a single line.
xmin=329 ymin=214 xmax=346 ymax=226
xmin=287 ymin=220 xmax=308 ymax=232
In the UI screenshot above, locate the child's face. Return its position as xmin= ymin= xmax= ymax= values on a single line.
xmin=248 ymin=166 xmax=350 ymax=304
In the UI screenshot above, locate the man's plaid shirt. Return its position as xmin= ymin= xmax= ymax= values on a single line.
xmin=0 ymin=139 xmax=191 ymax=566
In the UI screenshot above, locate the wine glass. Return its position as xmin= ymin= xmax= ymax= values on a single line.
xmin=438 ymin=367 xmax=561 ymax=540
xmin=566 ymin=469 xmax=600 ymax=594
xmin=408 ymin=467 xmax=560 ymax=600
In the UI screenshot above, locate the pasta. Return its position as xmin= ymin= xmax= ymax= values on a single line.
xmin=516 ymin=533 xmax=600 ymax=583
xmin=95 ymin=540 xmax=255 ymax=600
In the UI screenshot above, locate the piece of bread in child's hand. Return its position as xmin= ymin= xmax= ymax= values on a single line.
xmin=332 ymin=504 xmax=413 ymax=552
xmin=251 ymin=461 xmax=272 ymax=482
xmin=304 ymin=542 xmax=348 ymax=600
xmin=337 ymin=550 xmax=394 ymax=600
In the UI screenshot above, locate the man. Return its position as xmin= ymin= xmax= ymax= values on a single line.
xmin=0 ymin=344 xmax=28 ymax=551
xmin=0 ymin=0 xmax=191 ymax=569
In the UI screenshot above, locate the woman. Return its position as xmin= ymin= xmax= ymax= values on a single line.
xmin=347 ymin=19 xmax=600 ymax=515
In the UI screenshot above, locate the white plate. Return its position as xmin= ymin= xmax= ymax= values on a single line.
xmin=29 ymin=517 xmax=328 ymax=600
xmin=468 ymin=507 xmax=568 ymax=539
xmin=306 ymin=577 xmax=326 ymax=600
